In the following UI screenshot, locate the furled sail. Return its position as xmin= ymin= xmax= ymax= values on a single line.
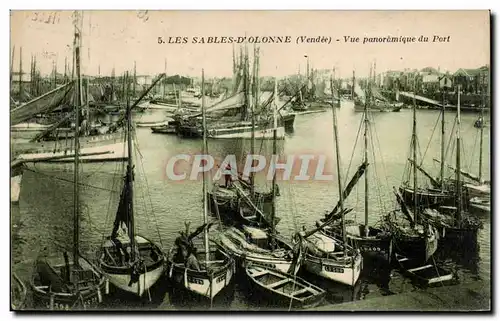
xmin=111 ymin=169 xmax=132 ymax=239
xmin=10 ymin=82 xmax=74 ymax=126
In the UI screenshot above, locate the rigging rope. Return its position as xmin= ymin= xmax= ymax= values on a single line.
xmin=133 ymin=131 xmax=164 ymax=247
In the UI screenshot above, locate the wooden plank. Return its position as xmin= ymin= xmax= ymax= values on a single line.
xmin=249 ymin=269 xmax=268 ymax=278
xmin=267 ymin=278 xmax=290 ymax=289
xmin=291 ymin=288 xmax=309 ymax=297
xmin=407 ymin=264 xmax=433 ymax=273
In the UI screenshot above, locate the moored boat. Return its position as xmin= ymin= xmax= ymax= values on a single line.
xmin=395 ymin=254 xmax=455 ymax=286
xmin=98 ymin=77 xmax=166 ymax=298
xmin=245 ymin=264 xmax=326 ymax=309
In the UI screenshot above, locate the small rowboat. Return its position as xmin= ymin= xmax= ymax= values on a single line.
xmin=245 ymin=264 xmax=326 ymax=309
xmin=395 ymin=254 xmax=454 ymax=286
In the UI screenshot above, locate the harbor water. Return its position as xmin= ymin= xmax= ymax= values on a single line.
xmin=11 ymin=101 xmax=490 ymax=310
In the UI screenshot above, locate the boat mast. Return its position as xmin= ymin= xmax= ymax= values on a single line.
xmin=243 ymin=46 xmax=250 ymax=121
xmin=412 ymin=85 xmax=418 ymax=224
xmin=133 ymin=61 xmax=137 ymax=98
xmin=10 ymin=45 xmax=14 ymax=90
xmin=73 ymin=11 xmax=82 ymax=266
xmin=201 ymin=69 xmax=210 ymax=263
xmin=250 ymin=45 xmax=258 ymax=195
xmin=18 ymin=47 xmax=22 ymax=98
xmin=455 ymin=85 xmax=462 ymax=226
xmin=331 ymin=75 xmax=347 ymax=252
xmin=352 ymin=70 xmax=355 ymax=100
xmin=440 ymin=87 xmax=446 ymax=191
xmin=126 ymin=71 xmax=137 ymax=262
xmin=363 ymin=71 xmax=369 ymax=237
xmin=271 ymin=74 xmax=278 ymax=250
xmin=478 ymin=75 xmax=486 ymax=183
xmin=163 ymin=59 xmax=167 ymax=99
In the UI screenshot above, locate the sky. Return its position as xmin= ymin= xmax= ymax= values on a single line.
xmin=10 ymin=10 xmax=490 ymax=79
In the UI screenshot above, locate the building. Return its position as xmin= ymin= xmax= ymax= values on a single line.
xmin=452 ymin=65 xmax=490 ymax=95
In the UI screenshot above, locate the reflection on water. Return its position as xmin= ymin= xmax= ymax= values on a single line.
xmin=11 ymin=101 xmax=490 ymax=310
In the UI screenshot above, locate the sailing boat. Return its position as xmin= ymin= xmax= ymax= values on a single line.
xmin=30 ymin=30 xmax=108 ymax=309
xmin=383 ymin=90 xmax=439 ymax=263
xmin=320 ymin=78 xmax=392 ymax=260
xmin=213 ymin=74 xmax=295 ymax=274
xmin=353 ymin=63 xmax=402 ymax=113
xmin=176 ymin=46 xmax=286 ymax=140
xmin=208 ymin=46 xmax=278 ymax=226
xmin=166 ymin=69 xmax=235 ymax=300
xmin=421 ymin=86 xmax=483 ymax=242
xmin=299 ymin=76 xmax=363 ymax=287
xmin=399 ymin=90 xmax=455 ymax=210
xmin=98 ymin=73 xmax=165 ymax=298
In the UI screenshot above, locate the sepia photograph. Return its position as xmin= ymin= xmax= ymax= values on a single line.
xmin=9 ymin=10 xmax=491 ymax=312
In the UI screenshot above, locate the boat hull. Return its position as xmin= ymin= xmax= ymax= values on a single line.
xmin=245 ymin=264 xmax=326 ymax=309
xmin=399 ymin=186 xmax=455 ymax=210
xmin=303 ymin=253 xmax=362 ymax=287
xmin=166 ymin=248 xmax=235 ymax=300
xmin=99 ymin=235 xmax=166 ymax=298
xmin=102 ymin=264 xmax=165 ymax=297
xmin=214 ymin=228 xmax=293 ymax=274
xmin=30 ymin=256 xmax=108 ymax=310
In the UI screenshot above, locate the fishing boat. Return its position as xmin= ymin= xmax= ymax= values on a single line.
xmin=11 ymin=122 xmax=54 ymax=140
xmin=299 ymin=76 xmax=363 ymax=287
xmin=11 ymin=273 xmax=27 ymax=310
xmin=98 ymin=74 xmax=166 ymax=298
xmin=383 ymin=89 xmax=440 ymax=263
xmin=420 ymin=87 xmax=483 ymax=243
xmin=399 ymin=92 xmax=457 ymax=210
xmin=166 ymin=69 xmax=235 ymax=300
xmin=395 ymin=254 xmax=455 ymax=286
xmin=150 ymin=123 xmax=177 ymax=134
xmin=353 ymin=63 xmax=401 ymax=113
xmin=245 ymin=264 xmax=326 ymax=309
xmin=214 ymin=74 xmax=295 ymax=274
xmin=320 ymin=82 xmax=393 ymax=261
xmin=207 ymin=46 xmax=279 ymax=226
xmin=30 ymin=23 xmax=108 ymax=309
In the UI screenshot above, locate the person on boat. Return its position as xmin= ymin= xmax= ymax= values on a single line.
xmin=223 ymin=163 xmax=233 ymax=188
xmin=186 ymin=247 xmax=201 ymax=271
xmin=173 ymin=222 xmax=214 ymax=263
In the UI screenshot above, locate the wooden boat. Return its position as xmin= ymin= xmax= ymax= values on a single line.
xmin=421 ymin=88 xmax=484 ymax=244
xmin=395 ymin=254 xmax=454 ymax=286
xmin=150 ymin=120 xmax=177 ymax=134
xmin=208 ymin=175 xmax=277 ymax=229
xmin=385 ymin=91 xmax=440 ymax=262
xmin=321 ymin=94 xmax=394 ymax=261
xmin=11 ymin=122 xmax=54 ymax=140
xmin=166 ymin=242 xmax=235 ymax=300
xmin=98 ymin=78 xmax=166 ymax=298
xmin=245 ymin=264 xmax=326 ymax=309
xmin=384 ymin=208 xmax=439 ymax=263
xmin=11 ymin=273 xmax=27 ymax=310
xmin=299 ymin=77 xmax=363 ymax=287
xmin=216 ymin=226 xmax=294 ymax=273
xmin=31 ymin=255 xmax=108 ymax=310
xmin=166 ymin=69 xmax=235 ymax=300
xmin=99 ymin=235 xmax=165 ymax=297
xmin=29 ymin=25 xmax=108 ymax=310
xmin=302 ymin=233 xmax=363 ymax=287
xmin=469 ymin=197 xmax=490 ymax=215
